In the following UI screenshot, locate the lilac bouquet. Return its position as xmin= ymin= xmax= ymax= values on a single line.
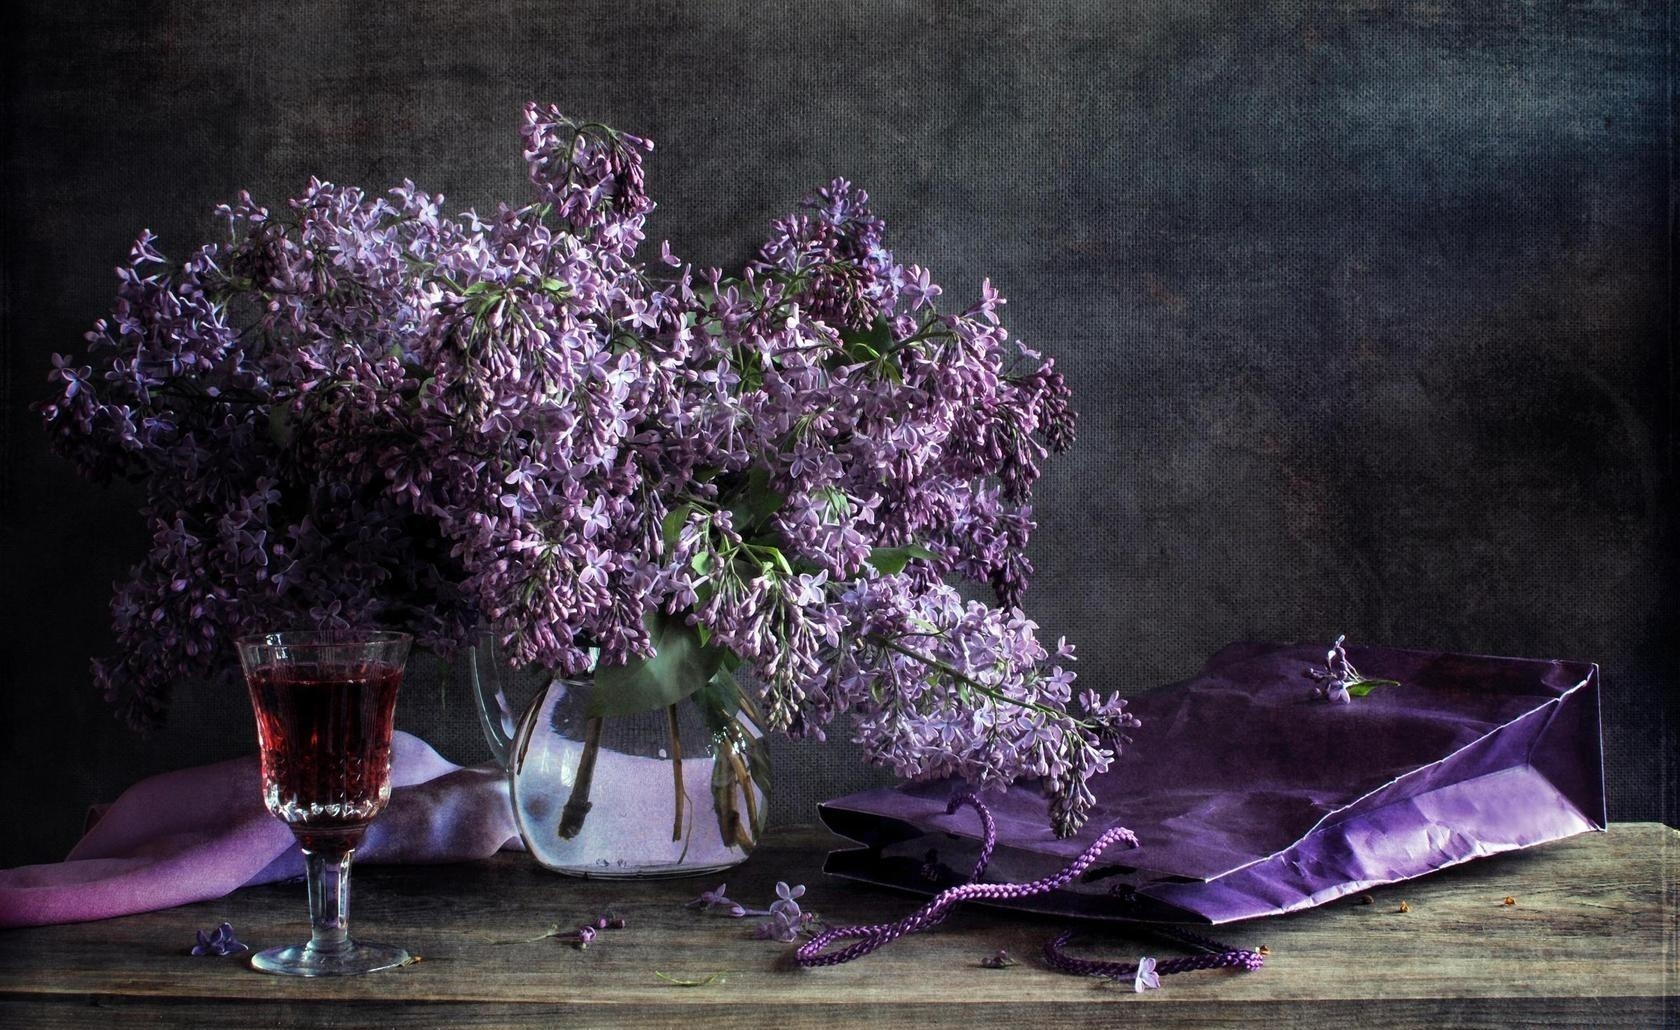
xmin=41 ymin=104 xmax=1137 ymax=835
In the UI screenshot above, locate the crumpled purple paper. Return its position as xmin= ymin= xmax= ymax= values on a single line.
xmin=0 ymin=731 xmax=518 ymax=929
xmin=820 ymin=641 xmax=1606 ymax=924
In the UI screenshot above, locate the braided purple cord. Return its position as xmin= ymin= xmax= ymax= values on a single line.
xmin=907 ymin=794 xmax=1003 ymax=935
xmin=794 ymin=793 xmax=1263 ymax=979
xmin=1043 ymin=929 xmax=1265 ymax=978
xmin=945 ymin=793 xmax=997 ymax=882
xmin=795 ymin=792 xmax=1137 ymax=967
xmin=1150 ymin=922 xmax=1264 ymax=966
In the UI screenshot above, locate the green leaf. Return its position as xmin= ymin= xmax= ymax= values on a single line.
xmin=588 ymin=610 xmax=727 ymax=718
xmin=726 ymin=467 xmax=784 ymax=533
xmin=267 ymin=406 xmax=295 ymax=449
xmin=838 ymin=316 xmax=897 ymax=361
xmin=1346 ymin=678 xmax=1398 ymax=698
xmin=866 ymin=543 xmax=939 ymax=575
xmin=662 ymin=504 xmax=692 ymax=550
xmin=761 ymin=545 xmax=794 ymax=576
xmin=838 ymin=329 xmax=879 ymax=361
xmin=867 ymin=315 xmax=894 ymax=354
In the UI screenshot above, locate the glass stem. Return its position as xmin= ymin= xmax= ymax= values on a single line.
xmin=305 ymin=847 xmax=354 ymax=955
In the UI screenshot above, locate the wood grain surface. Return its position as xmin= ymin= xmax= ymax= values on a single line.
xmin=1 ymin=824 xmax=1674 ymax=1028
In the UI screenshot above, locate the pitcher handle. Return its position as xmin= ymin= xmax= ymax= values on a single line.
xmin=469 ymin=631 xmax=517 ymax=769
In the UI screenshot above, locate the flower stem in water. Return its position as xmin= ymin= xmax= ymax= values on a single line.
xmin=558 ymin=716 xmax=603 ymax=839
xmin=666 ymin=704 xmax=685 ymax=842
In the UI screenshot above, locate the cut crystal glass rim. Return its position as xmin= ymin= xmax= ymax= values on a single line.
xmin=236 ymin=629 xmax=413 ymax=662
xmin=237 ymin=629 xmax=413 ymax=646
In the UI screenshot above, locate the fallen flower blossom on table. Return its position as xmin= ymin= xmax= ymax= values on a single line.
xmin=189 ymin=922 xmax=247 ymax=956
xmin=686 ymin=884 xmax=737 ymax=912
xmin=1133 ymin=956 xmax=1161 ymax=993
xmin=979 ymin=949 xmax=1017 ymax=969
xmin=688 ymin=881 xmax=816 ymax=937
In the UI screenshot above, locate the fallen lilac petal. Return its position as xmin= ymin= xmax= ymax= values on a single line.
xmin=688 ymin=884 xmax=736 ymax=911
xmin=1134 ymin=956 xmax=1160 ymax=993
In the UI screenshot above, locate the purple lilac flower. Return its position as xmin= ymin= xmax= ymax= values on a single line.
xmin=1306 ymin=635 xmax=1397 ymax=704
xmin=190 ymin=922 xmax=248 ymax=956
xmin=1133 ymin=955 xmax=1161 ymax=992
xmin=692 ymin=882 xmax=811 ymax=936
xmin=751 ymin=904 xmax=817 ymax=943
xmin=753 ymin=911 xmax=799 ymax=942
xmin=686 ymin=884 xmax=737 ymax=911
xmin=764 ymin=881 xmax=806 ymax=933
xmin=39 ymin=105 xmax=1127 ymax=836
xmin=771 ymin=881 xmax=805 ymax=915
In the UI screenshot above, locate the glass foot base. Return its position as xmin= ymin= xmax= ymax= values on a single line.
xmin=250 ymin=939 xmax=411 ymax=977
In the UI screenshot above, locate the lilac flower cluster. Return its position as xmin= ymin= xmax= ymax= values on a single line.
xmin=1308 ymin=637 xmax=1358 ymax=704
xmin=1305 ymin=635 xmax=1397 ymax=704
xmin=41 ymin=104 xmax=1136 ymax=834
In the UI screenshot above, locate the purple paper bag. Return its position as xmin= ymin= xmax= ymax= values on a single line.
xmin=819 ymin=641 xmax=1605 ymax=924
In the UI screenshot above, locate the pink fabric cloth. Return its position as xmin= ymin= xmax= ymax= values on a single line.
xmin=0 ymin=732 xmax=518 ymax=929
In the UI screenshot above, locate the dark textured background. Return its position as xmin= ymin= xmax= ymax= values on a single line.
xmin=1 ymin=1 xmax=1673 ymax=870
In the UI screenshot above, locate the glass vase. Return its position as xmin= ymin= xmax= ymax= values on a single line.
xmin=469 ymin=634 xmax=769 ymax=878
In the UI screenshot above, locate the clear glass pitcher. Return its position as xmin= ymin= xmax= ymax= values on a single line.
xmin=469 ymin=632 xmax=769 ymax=878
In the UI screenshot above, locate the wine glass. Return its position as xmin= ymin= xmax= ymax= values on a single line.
xmin=236 ymin=630 xmax=412 ymax=976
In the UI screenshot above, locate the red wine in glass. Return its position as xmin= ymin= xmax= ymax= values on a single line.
xmin=237 ymin=630 xmax=412 ymax=977
xmin=248 ymin=661 xmax=403 ymax=853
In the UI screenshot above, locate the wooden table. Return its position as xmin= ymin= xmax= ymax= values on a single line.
xmin=1 ymin=824 xmax=1674 ymax=1028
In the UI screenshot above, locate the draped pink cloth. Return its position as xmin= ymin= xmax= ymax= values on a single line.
xmin=0 ymin=732 xmax=517 ymax=929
